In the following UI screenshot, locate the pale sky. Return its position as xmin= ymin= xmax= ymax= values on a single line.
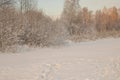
xmin=38 ymin=0 xmax=120 ymax=16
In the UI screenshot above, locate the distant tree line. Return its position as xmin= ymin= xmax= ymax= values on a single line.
xmin=62 ymin=0 xmax=120 ymax=41
xmin=0 ymin=0 xmax=120 ymax=52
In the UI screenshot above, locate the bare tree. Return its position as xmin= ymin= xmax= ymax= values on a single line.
xmin=62 ymin=0 xmax=81 ymax=36
xmin=62 ymin=0 xmax=80 ymax=21
xmin=0 ymin=0 xmax=15 ymax=8
xmin=19 ymin=0 xmax=37 ymax=13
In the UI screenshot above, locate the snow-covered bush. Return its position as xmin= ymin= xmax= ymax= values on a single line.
xmin=0 ymin=7 xmax=22 ymax=52
xmin=0 ymin=8 xmax=68 ymax=52
xmin=19 ymin=10 xmax=67 ymax=47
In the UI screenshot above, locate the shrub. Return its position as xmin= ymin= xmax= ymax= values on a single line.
xmin=0 ymin=7 xmax=22 ymax=52
xmin=19 ymin=10 xmax=67 ymax=47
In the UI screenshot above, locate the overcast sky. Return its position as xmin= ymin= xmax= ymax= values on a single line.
xmin=38 ymin=0 xmax=120 ymax=16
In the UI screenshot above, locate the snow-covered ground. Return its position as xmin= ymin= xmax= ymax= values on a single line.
xmin=0 ymin=38 xmax=120 ymax=80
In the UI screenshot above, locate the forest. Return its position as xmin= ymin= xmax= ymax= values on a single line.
xmin=0 ymin=0 xmax=120 ymax=52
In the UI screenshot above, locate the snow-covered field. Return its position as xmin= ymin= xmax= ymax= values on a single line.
xmin=0 ymin=38 xmax=120 ymax=80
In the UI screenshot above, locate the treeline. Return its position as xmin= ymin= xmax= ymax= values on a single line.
xmin=62 ymin=0 xmax=120 ymax=41
xmin=0 ymin=0 xmax=120 ymax=52
xmin=95 ymin=7 xmax=120 ymax=37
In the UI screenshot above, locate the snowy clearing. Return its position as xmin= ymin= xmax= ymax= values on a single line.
xmin=0 ymin=38 xmax=120 ymax=80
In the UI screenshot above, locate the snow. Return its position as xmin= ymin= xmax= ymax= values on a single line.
xmin=0 ymin=38 xmax=120 ymax=80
